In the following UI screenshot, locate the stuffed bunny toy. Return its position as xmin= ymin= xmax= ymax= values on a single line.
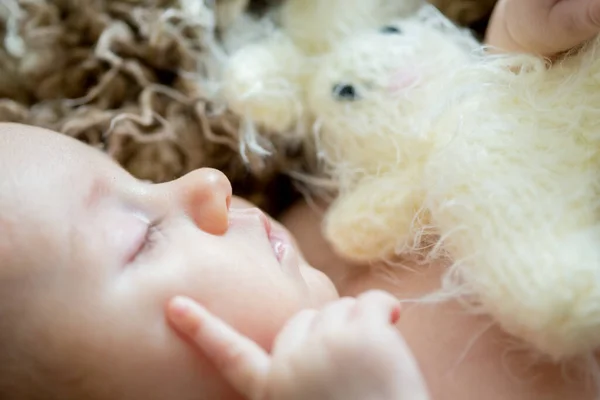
xmin=308 ymin=5 xmax=600 ymax=362
xmin=220 ymin=0 xmax=424 ymax=133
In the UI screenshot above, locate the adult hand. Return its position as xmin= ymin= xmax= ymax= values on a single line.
xmin=166 ymin=290 xmax=430 ymax=400
xmin=485 ymin=0 xmax=600 ymax=56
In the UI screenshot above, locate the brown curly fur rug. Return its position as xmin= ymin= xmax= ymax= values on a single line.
xmin=0 ymin=0 xmax=496 ymax=216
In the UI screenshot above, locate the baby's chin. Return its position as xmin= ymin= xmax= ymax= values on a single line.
xmin=300 ymin=262 xmax=339 ymax=307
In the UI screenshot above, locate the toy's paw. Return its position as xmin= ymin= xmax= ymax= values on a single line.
xmin=222 ymin=33 xmax=307 ymax=133
xmin=324 ymin=204 xmax=403 ymax=263
xmin=323 ymin=175 xmax=427 ymax=263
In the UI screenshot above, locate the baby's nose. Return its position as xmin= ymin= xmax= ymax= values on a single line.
xmin=172 ymin=168 xmax=232 ymax=235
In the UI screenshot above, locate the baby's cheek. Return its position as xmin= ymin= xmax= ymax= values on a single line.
xmin=300 ymin=265 xmax=339 ymax=308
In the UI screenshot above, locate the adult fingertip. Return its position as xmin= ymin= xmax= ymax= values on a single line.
xmin=589 ymin=0 xmax=600 ymax=28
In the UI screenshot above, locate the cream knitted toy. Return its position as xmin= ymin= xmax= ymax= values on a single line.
xmin=220 ymin=0 xmax=424 ymax=134
xmin=308 ymin=5 xmax=600 ymax=361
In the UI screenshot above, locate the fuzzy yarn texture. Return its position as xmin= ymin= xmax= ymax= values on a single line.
xmin=0 ymin=0 xmax=496 ymax=215
xmin=310 ymin=4 xmax=600 ymax=361
xmin=0 ymin=0 xmax=303 ymax=215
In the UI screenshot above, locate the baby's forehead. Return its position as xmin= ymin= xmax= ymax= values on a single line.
xmin=0 ymin=123 xmax=118 ymax=195
xmin=1 ymin=123 xmax=95 ymax=170
xmin=2 ymin=129 xmax=83 ymax=207
xmin=0 ymin=125 xmax=115 ymax=273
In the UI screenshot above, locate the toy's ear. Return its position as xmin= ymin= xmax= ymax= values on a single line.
xmin=221 ymin=33 xmax=306 ymax=133
xmin=280 ymin=0 xmax=425 ymax=55
xmin=411 ymin=3 xmax=479 ymax=50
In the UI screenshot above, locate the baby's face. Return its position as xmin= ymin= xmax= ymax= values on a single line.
xmin=0 ymin=124 xmax=337 ymax=399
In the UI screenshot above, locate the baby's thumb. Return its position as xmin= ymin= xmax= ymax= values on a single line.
xmin=392 ymin=333 xmax=431 ymax=400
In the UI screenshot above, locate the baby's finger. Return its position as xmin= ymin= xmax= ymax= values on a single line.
xmin=353 ymin=290 xmax=401 ymax=325
xmin=271 ymin=309 xmax=318 ymax=358
xmin=167 ymin=296 xmax=270 ymax=400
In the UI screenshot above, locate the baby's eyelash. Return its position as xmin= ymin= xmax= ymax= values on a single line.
xmin=144 ymin=225 xmax=160 ymax=250
xmin=134 ymin=223 xmax=161 ymax=261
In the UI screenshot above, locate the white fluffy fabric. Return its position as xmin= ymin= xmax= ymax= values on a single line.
xmin=220 ymin=0 xmax=425 ymax=133
xmin=309 ymin=4 xmax=600 ymax=361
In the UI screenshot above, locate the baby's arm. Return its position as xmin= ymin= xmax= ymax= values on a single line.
xmin=166 ymin=290 xmax=430 ymax=400
xmin=485 ymin=0 xmax=600 ymax=56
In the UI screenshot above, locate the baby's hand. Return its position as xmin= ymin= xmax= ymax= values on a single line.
xmin=166 ymin=290 xmax=430 ymax=400
xmin=486 ymin=0 xmax=600 ymax=57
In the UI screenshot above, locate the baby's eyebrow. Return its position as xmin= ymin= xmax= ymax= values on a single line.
xmin=84 ymin=178 xmax=110 ymax=209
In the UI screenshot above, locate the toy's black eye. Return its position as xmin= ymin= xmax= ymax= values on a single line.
xmin=380 ymin=25 xmax=401 ymax=34
xmin=332 ymin=83 xmax=358 ymax=101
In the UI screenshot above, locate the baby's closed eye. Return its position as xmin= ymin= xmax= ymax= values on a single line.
xmin=129 ymin=222 xmax=162 ymax=264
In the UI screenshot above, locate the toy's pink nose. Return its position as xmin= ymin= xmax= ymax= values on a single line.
xmin=388 ymin=67 xmax=421 ymax=94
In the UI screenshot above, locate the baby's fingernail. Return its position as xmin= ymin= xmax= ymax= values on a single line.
xmin=390 ymin=306 xmax=401 ymax=325
xmin=169 ymin=297 xmax=201 ymax=335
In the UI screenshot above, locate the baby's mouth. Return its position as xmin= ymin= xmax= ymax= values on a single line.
xmin=257 ymin=210 xmax=288 ymax=263
xmin=269 ymin=231 xmax=288 ymax=263
xmin=231 ymin=206 xmax=291 ymax=264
